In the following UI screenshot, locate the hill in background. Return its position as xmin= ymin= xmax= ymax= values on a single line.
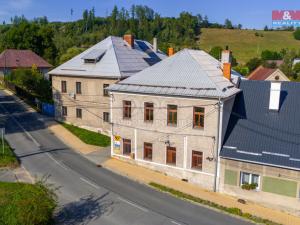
xmin=199 ymin=28 xmax=300 ymax=64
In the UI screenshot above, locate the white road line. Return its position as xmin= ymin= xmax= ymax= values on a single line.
xmin=46 ymin=153 xmax=69 ymax=171
xmin=80 ymin=177 xmax=100 ymax=190
xmin=0 ymin=103 xmax=41 ymax=148
xmin=171 ymin=220 xmax=183 ymax=225
xmin=118 ymin=197 xmax=149 ymax=212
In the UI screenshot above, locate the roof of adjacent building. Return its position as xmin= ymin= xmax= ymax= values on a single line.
xmin=49 ymin=36 xmax=166 ymax=78
xmin=0 ymin=49 xmax=52 ymax=68
xmin=248 ymin=66 xmax=280 ymax=80
xmin=108 ymin=49 xmax=241 ymax=99
xmin=220 ymin=80 xmax=300 ymax=171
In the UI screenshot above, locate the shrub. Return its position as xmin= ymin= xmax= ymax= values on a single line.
xmin=293 ymin=28 xmax=300 ymax=40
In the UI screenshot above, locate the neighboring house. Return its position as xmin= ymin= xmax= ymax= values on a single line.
xmin=108 ymin=49 xmax=241 ymax=190
xmin=0 ymin=49 xmax=52 ymax=77
xmin=220 ymin=80 xmax=300 ymax=214
xmin=49 ymin=35 xmax=166 ymax=134
xmin=293 ymin=58 xmax=300 ymax=65
xmin=248 ymin=66 xmax=289 ymax=81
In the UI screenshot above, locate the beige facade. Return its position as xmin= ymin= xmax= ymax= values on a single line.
xmin=220 ymin=158 xmax=300 ymax=215
xmin=52 ymin=75 xmax=118 ymax=134
xmin=110 ymin=92 xmax=235 ymax=190
xmin=265 ymin=69 xmax=290 ymax=81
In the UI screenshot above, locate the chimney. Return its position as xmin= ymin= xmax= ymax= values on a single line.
xmin=221 ymin=49 xmax=232 ymax=65
xmin=223 ymin=63 xmax=231 ymax=80
xmin=168 ymin=47 xmax=174 ymax=56
xmin=269 ymin=82 xmax=281 ymax=111
xmin=153 ymin=37 xmax=158 ymax=52
xmin=124 ymin=34 xmax=134 ymax=48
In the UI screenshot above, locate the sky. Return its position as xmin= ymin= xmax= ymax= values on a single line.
xmin=0 ymin=0 xmax=300 ymax=29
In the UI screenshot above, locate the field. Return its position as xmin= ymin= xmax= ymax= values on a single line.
xmin=199 ymin=28 xmax=300 ymax=64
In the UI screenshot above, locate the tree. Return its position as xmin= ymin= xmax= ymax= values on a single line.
xmin=264 ymin=25 xmax=269 ymax=31
xmin=280 ymin=49 xmax=297 ymax=77
xmin=59 ymin=47 xmax=84 ymax=64
xmin=237 ymin=24 xmax=242 ymax=29
xmin=224 ymin=19 xmax=233 ymax=29
xmin=261 ymin=50 xmax=282 ymax=60
xmin=209 ymin=46 xmax=223 ymax=60
xmin=246 ymin=57 xmax=262 ymax=72
xmin=293 ymin=28 xmax=300 ymax=40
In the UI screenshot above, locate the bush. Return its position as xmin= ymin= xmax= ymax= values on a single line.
xmin=246 ymin=57 xmax=262 ymax=72
xmin=241 ymin=183 xmax=257 ymax=190
xmin=0 ymin=181 xmax=57 ymax=225
xmin=293 ymin=28 xmax=300 ymax=40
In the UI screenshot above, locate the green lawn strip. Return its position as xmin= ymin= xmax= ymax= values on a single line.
xmin=0 ymin=181 xmax=57 ymax=225
xmin=0 ymin=139 xmax=18 ymax=168
xmin=61 ymin=122 xmax=110 ymax=147
xmin=149 ymin=182 xmax=280 ymax=225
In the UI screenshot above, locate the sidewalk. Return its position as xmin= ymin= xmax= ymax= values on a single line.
xmin=4 ymin=89 xmax=300 ymax=225
xmin=102 ymin=158 xmax=300 ymax=225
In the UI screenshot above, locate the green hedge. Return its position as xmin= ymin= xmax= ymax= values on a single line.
xmin=0 ymin=181 xmax=57 ymax=225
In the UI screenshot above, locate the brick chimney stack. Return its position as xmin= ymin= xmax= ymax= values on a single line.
xmin=124 ymin=34 xmax=134 ymax=48
xmin=221 ymin=48 xmax=232 ymax=80
xmin=168 ymin=47 xmax=174 ymax=56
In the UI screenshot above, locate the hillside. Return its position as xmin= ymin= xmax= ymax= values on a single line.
xmin=199 ymin=28 xmax=300 ymax=64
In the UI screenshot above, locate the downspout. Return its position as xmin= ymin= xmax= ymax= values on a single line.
xmin=110 ymin=93 xmax=114 ymax=157
xmin=213 ymin=97 xmax=223 ymax=192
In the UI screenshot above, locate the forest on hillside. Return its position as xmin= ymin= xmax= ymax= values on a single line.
xmin=0 ymin=5 xmax=238 ymax=66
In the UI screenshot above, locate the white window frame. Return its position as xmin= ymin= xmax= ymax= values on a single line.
xmin=240 ymin=172 xmax=260 ymax=190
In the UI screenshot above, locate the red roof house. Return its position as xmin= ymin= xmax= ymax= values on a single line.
xmin=0 ymin=49 xmax=52 ymax=75
xmin=248 ymin=65 xmax=289 ymax=81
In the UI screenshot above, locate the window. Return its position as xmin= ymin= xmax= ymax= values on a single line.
xmin=167 ymin=105 xmax=177 ymax=126
xmin=103 ymin=84 xmax=109 ymax=96
xmin=76 ymin=108 xmax=82 ymax=118
xmin=123 ymin=101 xmax=131 ymax=119
xmin=62 ymin=106 xmax=67 ymax=116
xmin=76 ymin=82 xmax=82 ymax=94
xmin=191 ymin=151 xmax=203 ymax=170
xmin=144 ymin=143 xmax=153 ymax=160
xmin=166 ymin=147 xmax=176 ymax=165
xmin=123 ymin=139 xmax=131 ymax=155
xmin=61 ymin=81 xmax=67 ymax=93
xmin=103 ymin=112 xmax=110 ymax=122
xmin=240 ymin=172 xmax=260 ymax=189
xmin=193 ymin=107 xmax=205 ymax=128
xmin=144 ymin=102 xmax=154 ymax=122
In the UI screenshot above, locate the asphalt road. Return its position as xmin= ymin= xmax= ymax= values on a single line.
xmin=0 ymin=90 xmax=252 ymax=225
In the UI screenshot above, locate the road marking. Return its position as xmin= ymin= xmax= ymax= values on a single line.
xmin=171 ymin=220 xmax=183 ymax=225
xmin=46 ymin=153 xmax=69 ymax=171
xmin=118 ymin=197 xmax=149 ymax=212
xmin=80 ymin=177 xmax=100 ymax=190
xmin=0 ymin=103 xmax=41 ymax=148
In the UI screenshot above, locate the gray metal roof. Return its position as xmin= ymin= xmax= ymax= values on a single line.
xmin=220 ymin=80 xmax=300 ymax=170
xmin=109 ymin=49 xmax=241 ymax=98
xmin=49 ymin=36 xmax=166 ymax=78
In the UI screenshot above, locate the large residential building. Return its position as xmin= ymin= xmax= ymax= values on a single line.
xmin=108 ymin=49 xmax=241 ymax=190
xmin=0 ymin=49 xmax=52 ymax=77
xmin=220 ymin=80 xmax=300 ymax=214
xmin=248 ymin=65 xmax=289 ymax=81
xmin=49 ymin=35 xmax=166 ymax=134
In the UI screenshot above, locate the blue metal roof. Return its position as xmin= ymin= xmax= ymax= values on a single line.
xmin=220 ymin=80 xmax=300 ymax=170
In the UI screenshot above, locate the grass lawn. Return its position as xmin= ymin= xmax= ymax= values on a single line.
xmin=199 ymin=28 xmax=300 ymax=64
xmin=0 ymin=181 xmax=57 ymax=225
xmin=0 ymin=139 xmax=18 ymax=168
xmin=61 ymin=122 xmax=110 ymax=147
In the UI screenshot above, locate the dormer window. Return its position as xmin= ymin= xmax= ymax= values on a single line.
xmin=82 ymin=49 xmax=106 ymax=64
